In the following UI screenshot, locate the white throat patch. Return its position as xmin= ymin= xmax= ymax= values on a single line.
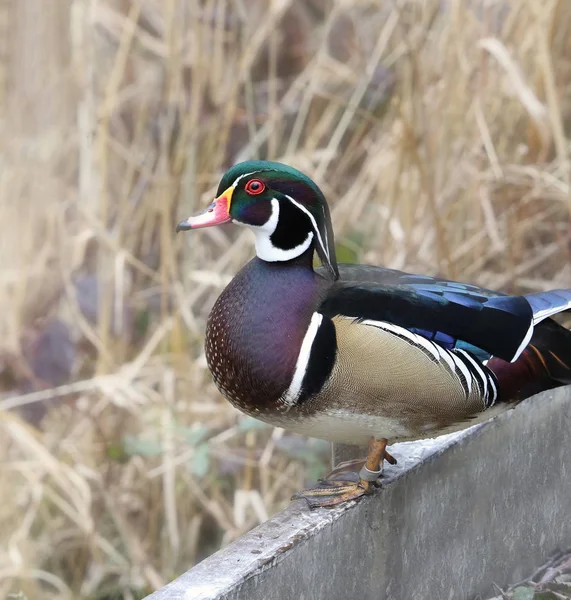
xmin=247 ymin=198 xmax=314 ymax=262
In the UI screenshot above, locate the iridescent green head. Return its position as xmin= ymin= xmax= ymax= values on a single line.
xmin=177 ymin=161 xmax=339 ymax=279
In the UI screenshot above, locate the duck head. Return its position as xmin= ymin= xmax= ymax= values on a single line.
xmin=177 ymin=161 xmax=339 ymax=279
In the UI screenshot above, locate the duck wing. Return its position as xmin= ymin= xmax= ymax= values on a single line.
xmin=318 ymin=263 xmax=570 ymax=363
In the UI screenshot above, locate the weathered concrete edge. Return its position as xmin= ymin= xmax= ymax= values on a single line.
xmin=144 ymin=411 xmax=501 ymax=600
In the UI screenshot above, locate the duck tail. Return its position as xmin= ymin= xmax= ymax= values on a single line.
xmin=524 ymin=288 xmax=571 ymax=384
xmin=488 ymin=317 xmax=571 ymax=401
xmin=526 ymin=318 xmax=571 ymax=385
xmin=525 ymin=289 xmax=571 ymax=325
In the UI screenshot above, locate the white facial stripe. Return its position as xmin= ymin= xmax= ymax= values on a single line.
xmin=321 ymin=205 xmax=329 ymax=250
xmin=250 ymin=197 xmax=279 ymax=233
xmin=248 ymin=198 xmax=314 ymax=262
xmin=230 ymin=171 xmax=261 ymax=189
xmin=282 ymin=312 xmax=324 ymax=407
xmin=230 ymin=175 xmax=328 ymax=265
xmin=285 ymin=195 xmax=330 ymax=263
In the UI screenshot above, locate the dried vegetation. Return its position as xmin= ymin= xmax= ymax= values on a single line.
xmin=0 ymin=0 xmax=570 ymax=598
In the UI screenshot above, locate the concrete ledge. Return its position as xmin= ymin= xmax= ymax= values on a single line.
xmin=145 ymin=387 xmax=571 ymax=600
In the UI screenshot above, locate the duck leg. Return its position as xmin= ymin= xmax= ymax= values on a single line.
xmin=329 ymin=445 xmax=397 ymax=477
xmin=325 ymin=446 xmax=397 ymax=479
xmin=292 ymin=438 xmax=392 ymax=508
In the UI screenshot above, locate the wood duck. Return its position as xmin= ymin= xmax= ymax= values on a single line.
xmin=177 ymin=160 xmax=571 ymax=508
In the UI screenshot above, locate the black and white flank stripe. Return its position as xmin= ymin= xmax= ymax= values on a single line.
xmin=361 ymin=319 xmax=498 ymax=408
xmin=281 ymin=314 xmax=498 ymax=410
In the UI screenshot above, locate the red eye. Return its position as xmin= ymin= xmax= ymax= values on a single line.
xmin=245 ymin=179 xmax=265 ymax=195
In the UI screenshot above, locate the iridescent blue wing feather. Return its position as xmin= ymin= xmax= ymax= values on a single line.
xmin=318 ymin=266 xmax=570 ymax=364
xmin=320 ymin=283 xmax=531 ymax=362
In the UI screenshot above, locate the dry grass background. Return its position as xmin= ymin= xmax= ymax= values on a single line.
xmin=0 ymin=0 xmax=570 ymax=598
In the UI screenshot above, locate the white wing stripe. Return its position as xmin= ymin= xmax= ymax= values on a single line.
xmin=456 ymin=349 xmax=488 ymax=399
xmin=361 ymin=320 xmax=440 ymax=361
xmin=450 ymin=352 xmax=472 ymax=394
xmin=437 ymin=345 xmax=457 ymax=371
xmin=360 ymin=318 xmax=502 ymax=404
xmin=511 ymin=322 xmax=534 ymax=362
xmin=488 ymin=374 xmax=498 ymax=406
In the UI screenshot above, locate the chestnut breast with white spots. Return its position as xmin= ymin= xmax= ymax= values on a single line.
xmin=205 ymin=256 xmax=324 ymax=416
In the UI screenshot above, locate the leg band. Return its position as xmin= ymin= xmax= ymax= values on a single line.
xmin=359 ymin=464 xmax=383 ymax=482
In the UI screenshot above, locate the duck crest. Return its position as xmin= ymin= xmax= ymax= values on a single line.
xmin=205 ymin=256 xmax=323 ymax=416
